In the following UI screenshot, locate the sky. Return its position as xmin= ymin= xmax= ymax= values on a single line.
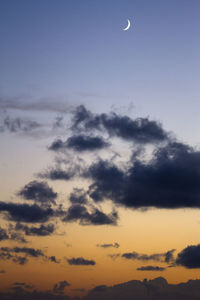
xmin=0 ymin=0 xmax=200 ymax=299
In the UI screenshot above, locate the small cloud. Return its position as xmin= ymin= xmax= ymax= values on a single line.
xmin=97 ymin=243 xmax=120 ymax=249
xmin=67 ymin=257 xmax=96 ymax=266
xmin=137 ymin=266 xmax=165 ymax=271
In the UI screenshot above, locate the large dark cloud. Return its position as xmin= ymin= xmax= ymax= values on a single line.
xmin=72 ymin=105 xmax=168 ymax=144
xmin=15 ymin=223 xmax=55 ymax=236
xmin=83 ymin=277 xmax=200 ymax=300
xmin=137 ymin=266 xmax=165 ymax=271
xmin=176 ymin=244 xmax=200 ymax=268
xmin=63 ymin=204 xmax=118 ymax=226
xmin=0 ymin=202 xmax=54 ymax=223
xmin=67 ymin=257 xmax=96 ymax=266
xmin=18 ymin=181 xmax=57 ymax=205
xmin=97 ymin=243 xmax=120 ymax=249
xmin=86 ymin=142 xmax=200 ymax=209
xmin=121 ymin=249 xmax=175 ymax=263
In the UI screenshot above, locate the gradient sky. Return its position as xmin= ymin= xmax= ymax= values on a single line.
xmin=0 ymin=1 xmax=200 ymax=299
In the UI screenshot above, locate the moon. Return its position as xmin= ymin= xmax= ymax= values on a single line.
xmin=123 ymin=19 xmax=131 ymax=31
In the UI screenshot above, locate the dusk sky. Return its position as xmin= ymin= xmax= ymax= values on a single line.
xmin=1 ymin=1 xmax=200 ymax=299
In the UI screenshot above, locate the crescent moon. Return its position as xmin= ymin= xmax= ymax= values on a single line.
xmin=123 ymin=19 xmax=131 ymax=31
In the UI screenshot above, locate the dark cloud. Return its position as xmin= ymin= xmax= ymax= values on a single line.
xmin=53 ymin=280 xmax=70 ymax=294
xmin=0 ymin=227 xmax=9 ymax=241
xmin=48 ymin=139 xmax=68 ymax=151
xmin=137 ymin=266 xmax=165 ymax=271
xmin=18 ymin=181 xmax=57 ymax=205
xmin=97 ymin=243 xmax=120 ymax=249
xmin=66 ymin=135 xmax=109 ymax=152
xmin=0 ymin=116 xmax=41 ymax=133
xmin=83 ymin=277 xmax=200 ymax=300
xmin=176 ymin=244 xmax=200 ymax=268
xmin=72 ymin=105 xmax=168 ymax=144
xmin=122 ymin=249 xmax=175 ymax=263
xmin=0 ymin=281 xmax=70 ymax=300
xmin=9 ymin=232 xmax=27 ymax=243
xmin=67 ymin=257 xmax=96 ymax=266
xmin=86 ymin=142 xmax=200 ymax=209
xmin=0 ymin=202 xmax=54 ymax=223
xmin=0 ymin=247 xmax=59 ymax=265
xmin=49 ymin=135 xmax=109 ymax=152
xmin=12 ymin=256 xmax=28 ymax=265
xmin=15 ymin=223 xmax=55 ymax=236
xmin=0 ymin=226 xmax=26 ymax=243
xmin=2 ymin=246 xmax=45 ymax=258
xmin=69 ymin=188 xmax=88 ymax=204
xmin=38 ymin=168 xmax=75 ymax=181
xmin=63 ymin=204 xmax=118 ymax=226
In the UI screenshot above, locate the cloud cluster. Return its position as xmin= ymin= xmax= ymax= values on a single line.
xmin=0 ymin=246 xmax=59 ymax=265
xmin=15 ymin=223 xmax=55 ymax=236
